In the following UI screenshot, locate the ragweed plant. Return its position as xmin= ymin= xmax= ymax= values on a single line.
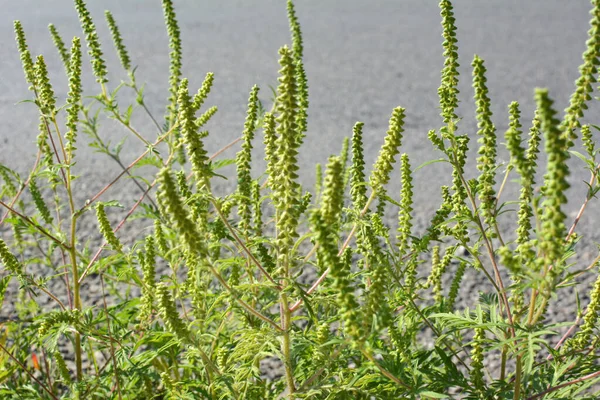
xmin=3 ymin=0 xmax=600 ymax=399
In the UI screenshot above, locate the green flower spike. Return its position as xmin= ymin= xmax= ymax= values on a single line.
xmin=561 ymin=0 xmax=600 ymax=142
xmin=397 ymin=153 xmax=413 ymax=261
xmin=320 ymin=157 xmax=344 ymax=226
xmin=34 ymin=55 xmax=56 ymax=119
xmin=371 ymin=107 xmax=406 ymax=194
xmin=425 ymin=245 xmax=455 ymax=305
xmin=178 ymin=79 xmax=211 ymax=189
xmin=191 ymin=72 xmax=215 ymax=113
xmin=157 ymin=283 xmax=190 ymax=342
xmin=154 ymin=220 xmax=169 ymax=256
xmin=313 ymin=322 xmax=330 ymax=365
xmin=470 ymin=326 xmax=486 ymax=395
xmin=574 ymin=262 xmax=600 ymax=350
xmin=315 ymin=160 xmax=364 ymax=340
xmin=506 ymin=102 xmax=531 ymax=247
xmin=340 ymin=136 xmax=350 ymax=186
xmin=251 ymin=180 xmax=263 ymax=236
xmin=0 ymin=168 xmax=17 ymax=199
xmin=313 ymin=214 xmax=363 ymax=342
xmin=526 ymin=112 xmax=542 ymax=171
xmin=65 ymin=37 xmax=82 ymax=161
xmin=139 ymin=236 xmax=157 ymax=324
xmin=273 ymin=46 xmax=302 ymax=260
xmin=236 ymin=85 xmax=260 ymax=235
xmin=38 ymin=309 xmax=81 ymax=336
xmin=263 ymin=112 xmax=277 ymax=189
xmin=515 ymin=112 xmax=541 ymax=254
xmin=536 ymin=88 xmax=570 ymax=269
xmin=54 ymin=351 xmax=71 ymax=383
xmin=447 ymin=261 xmax=466 ymax=311
xmin=287 ymin=0 xmax=308 ymax=140
xmin=505 ymin=102 xmax=526 ymax=175
xmin=162 ymin=0 xmax=182 ymax=128
xmin=582 ymin=124 xmax=595 ymax=158
xmin=48 ymin=24 xmax=70 ymax=71
xmin=105 ymin=10 xmax=131 ymax=71
xmin=438 ymin=0 xmax=460 ymax=123
xmin=157 ymin=167 xmax=202 ymax=254
xmin=74 ymin=0 xmax=108 ymax=84
xmin=350 ymin=121 xmax=368 ymax=211
xmin=472 ymin=55 xmax=497 ymax=228
xmin=96 ymin=203 xmax=122 ymax=252
xmin=176 ymin=170 xmax=192 ymax=199
xmin=425 ymin=245 xmax=441 ymax=290
xmin=29 ymin=177 xmax=53 ymax=225
xmin=195 ymin=105 xmax=218 ymax=129
xmin=0 ymin=238 xmax=24 ymax=277
xmin=14 ymin=21 xmax=36 ymax=89
xmin=314 ymin=163 xmax=323 ymax=200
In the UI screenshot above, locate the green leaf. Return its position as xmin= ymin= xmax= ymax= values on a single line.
xmin=415 ymin=158 xmax=448 ymax=172
xmin=210 ymin=158 xmax=236 ymax=171
xmin=418 ymin=391 xmax=448 ymax=399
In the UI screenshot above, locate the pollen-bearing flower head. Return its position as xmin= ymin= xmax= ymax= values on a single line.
xmin=370 ymin=107 xmax=406 ymax=193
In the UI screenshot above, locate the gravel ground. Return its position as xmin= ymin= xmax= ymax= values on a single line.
xmin=1 ymin=0 xmax=600 ymax=390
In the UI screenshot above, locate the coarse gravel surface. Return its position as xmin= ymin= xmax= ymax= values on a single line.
xmin=1 ymin=0 xmax=600 ymax=385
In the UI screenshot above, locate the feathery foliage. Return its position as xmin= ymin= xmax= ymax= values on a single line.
xmin=3 ymin=1 xmax=600 ymax=399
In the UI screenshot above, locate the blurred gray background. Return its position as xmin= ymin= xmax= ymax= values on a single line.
xmin=1 ymin=0 xmax=599 ymax=239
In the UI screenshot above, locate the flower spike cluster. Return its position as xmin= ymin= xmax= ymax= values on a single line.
xmin=192 ymin=72 xmax=215 ymax=114
xmin=0 ymin=238 xmax=24 ymax=278
xmin=178 ymin=79 xmax=211 ymax=189
xmin=74 ymin=0 xmax=108 ymax=84
xmin=472 ymin=55 xmax=497 ymax=228
xmin=157 ymin=284 xmax=190 ymax=341
xmin=370 ymin=107 xmax=406 ymax=193
xmin=48 ymin=24 xmax=70 ymax=71
xmin=573 ymin=263 xmax=600 ymax=349
xmin=350 ymin=122 xmax=368 ymax=211
xmin=320 ymin=156 xmax=344 ymax=226
xmin=582 ymin=124 xmax=595 ymax=158
xmin=263 ymin=112 xmax=277 ymax=189
xmin=561 ymin=0 xmax=600 ymax=142
xmin=157 ymin=167 xmax=202 ymax=253
xmin=287 ymin=0 xmax=309 ymax=140
xmin=397 ymin=153 xmax=413 ymax=261
xmin=65 ymin=37 xmax=82 ymax=161
xmin=96 ymin=203 xmax=123 ymax=252
xmin=162 ymin=0 xmax=182 ymax=128
xmin=273 ymin=46 xmax=302 ymax=260
xmin=236 ymin=85 xmax=259 ymax=235
xmin=14 ymin=21 xmax=36 ymax=89
xmin=139 ymin=236 xmax=157 ymax=325
xmin=195 ymin=105 xmax=217 ymax=129
xmin=105 ymin=11 xmax=131 ymax=71
xmin=34 ymin=56 xmax=56 ymax=119
xmin=438 ymin=0 xmax=460 ymax=123
xmin=537 ymin=88 xmax=570 ymax=269
xmin=30 ymin=178 xmax=53 ymax=225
